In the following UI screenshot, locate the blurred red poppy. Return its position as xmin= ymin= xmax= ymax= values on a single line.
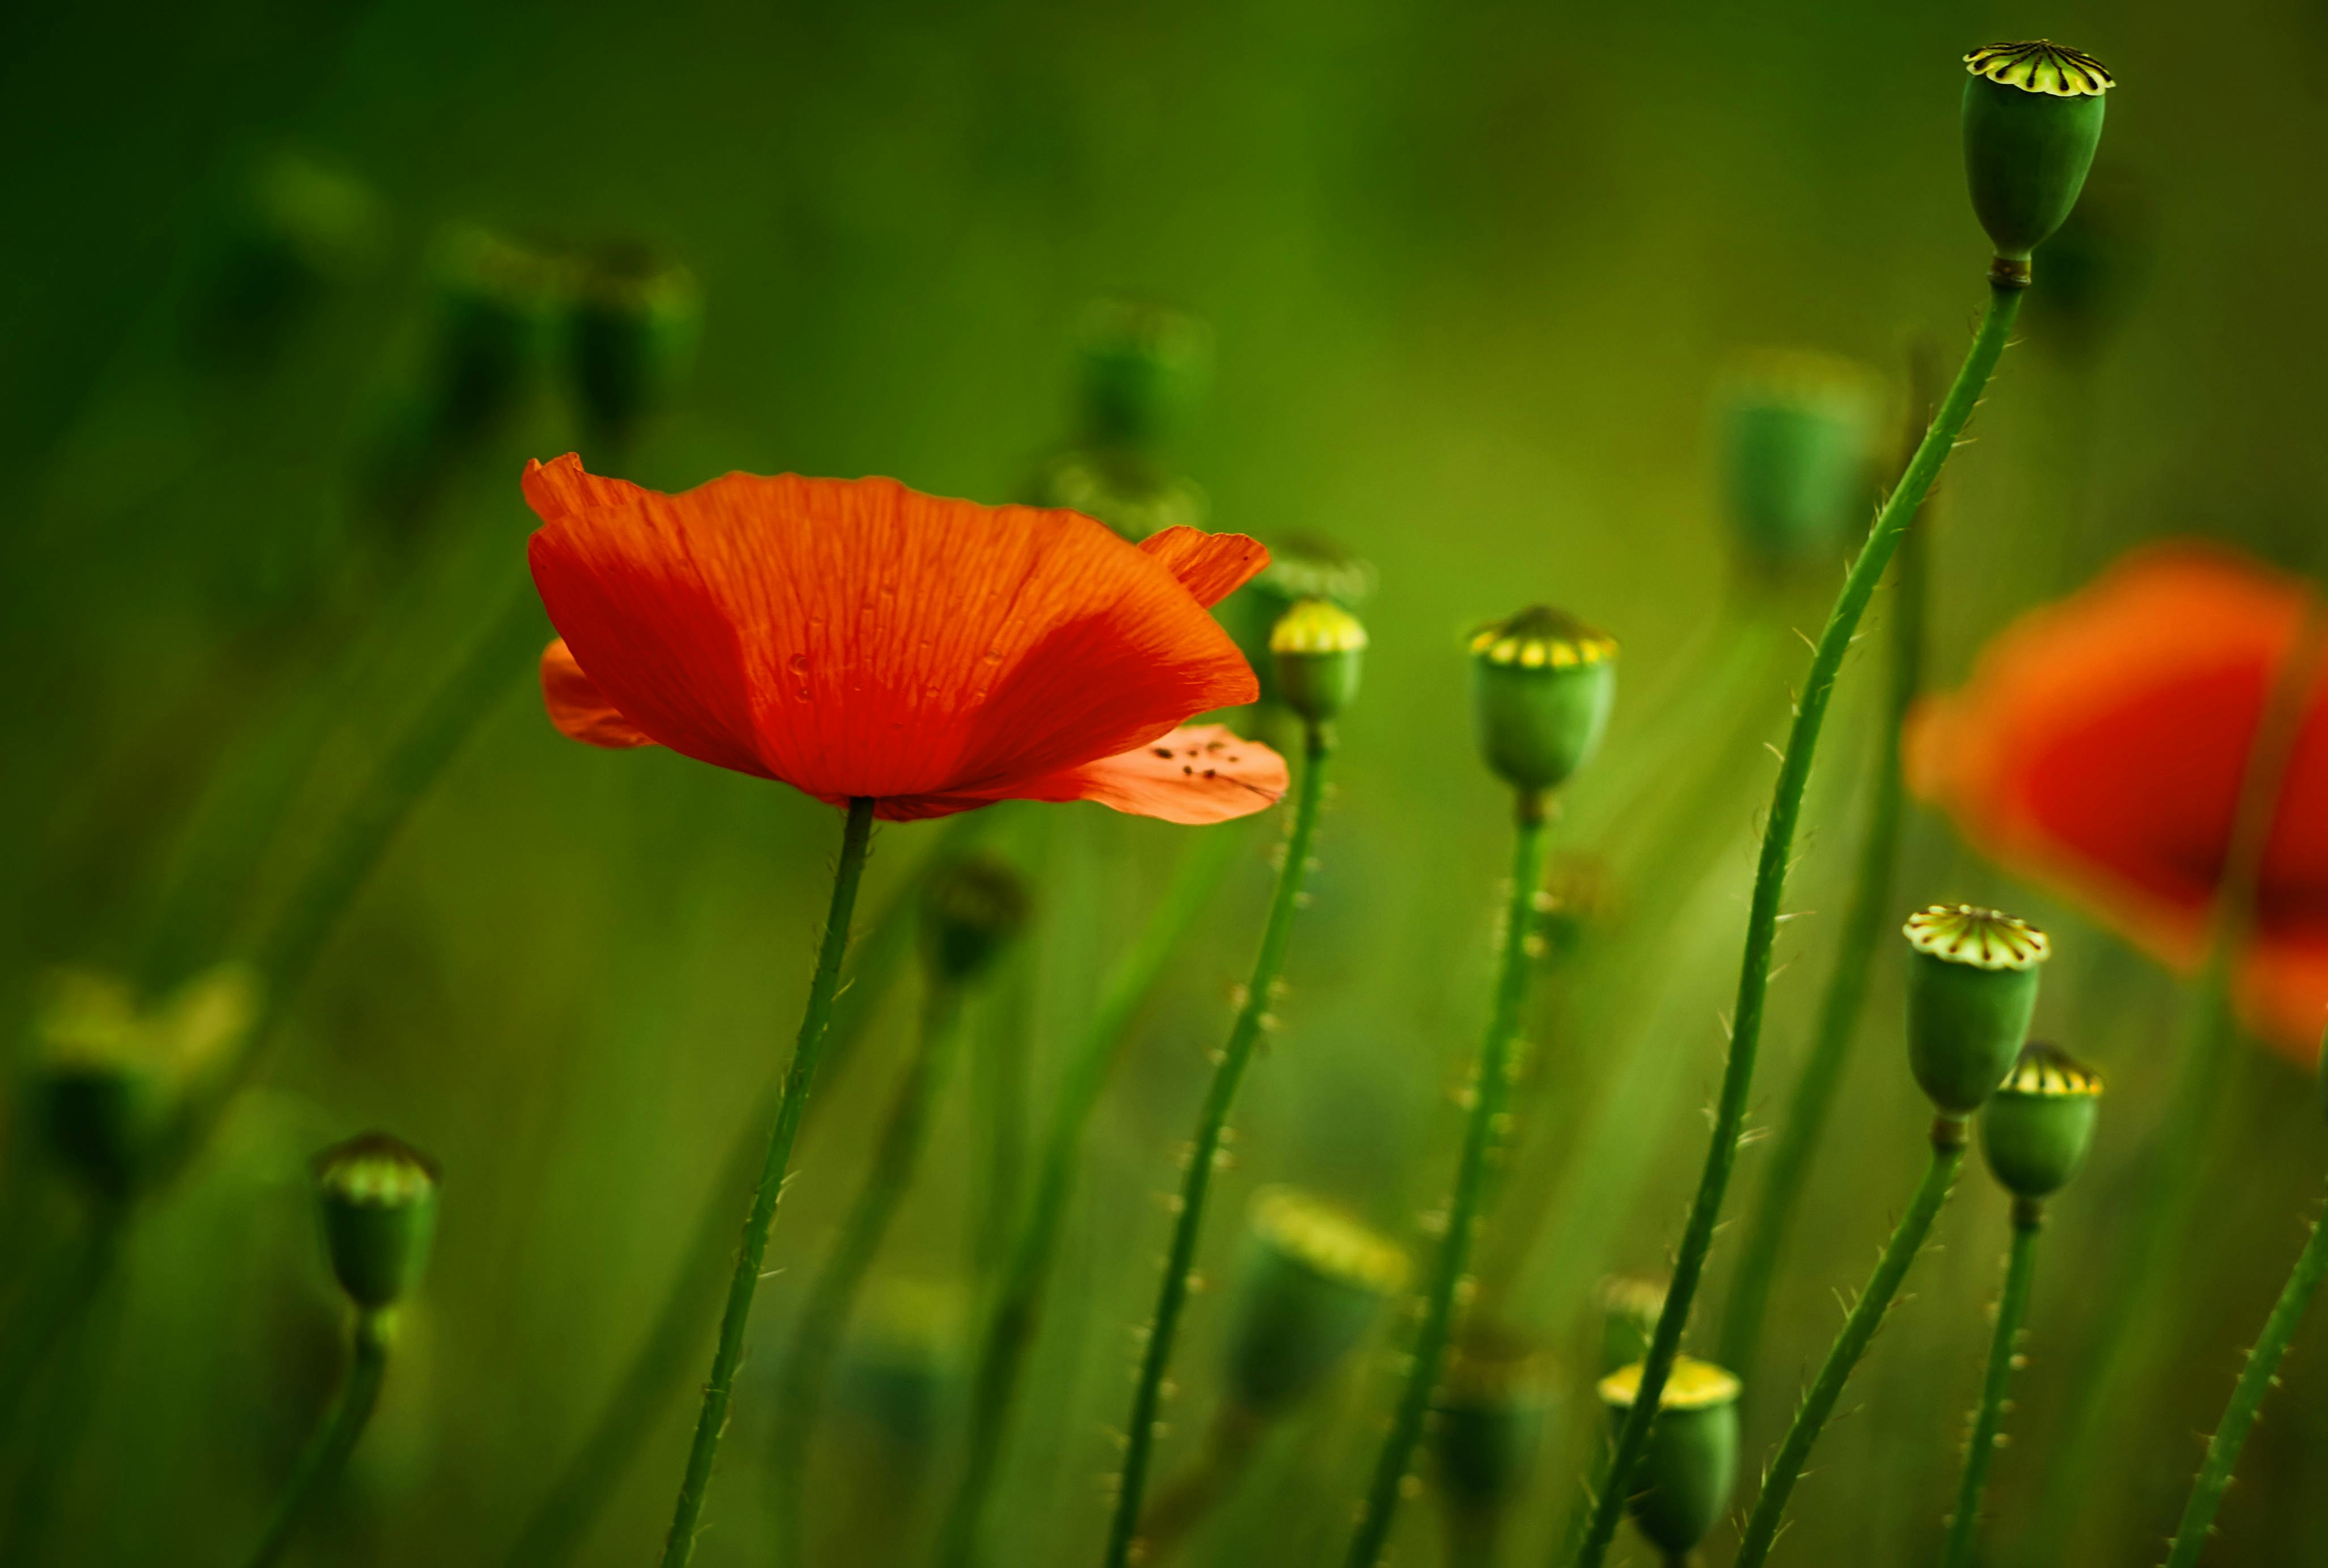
xmin=526 ymin=454 xmax=1286 ymax=823
xmin=1906 ymin=542 xmax=2328 ymax=1063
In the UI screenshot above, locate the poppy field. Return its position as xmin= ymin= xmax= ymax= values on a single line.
xmin=9 ymin=7 xmax=2328 ymax=1566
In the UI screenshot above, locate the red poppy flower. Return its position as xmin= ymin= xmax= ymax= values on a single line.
xmin=525 ymin=454 xmax=1287 ymax=823
xmin=1905 ymin=542 xmax=2328 ymax=1063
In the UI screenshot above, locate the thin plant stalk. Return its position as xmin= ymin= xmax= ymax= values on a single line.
xmin=2017 ymin=609 xmax=2327 ymax=1567
xmin=242 ymin=1307 xmax=395 ymax=1568
xmin=2161 ymin=1180 xmax=2328 ymax=1567
xmin=1940 ymin=1199 xmax=2043 ymax=1568
xmin=1731 ymin=1118 xmax=1969 ymax=1568
xmin=658 ymin=796 xmax=878 ymax=1568
xmin=0 ymin=1207 xmax=124 ymax=1441
xmin=932 ymin=821 xmax=1246 ymax=1568
xmin=502 ymin=812 xmax=982 ymax=1568
xmin=1566 ymin=280 xmax=2024 ymax=1568
xmin=1099 ymin=724 xmax=1333 ymax=1568
xmin=1345 ymin=792 xmax=1550 ymax=1568
xmin=768 ymin=978 xmax=966 ymax=1567
xmin=1132 ymin=1405 xmax=1265 ymax=1564
xmin=1718 ymin=489 xmax=1929 ymax=1380
xmin=970 ymin=944 xmax=1033 ymax=1282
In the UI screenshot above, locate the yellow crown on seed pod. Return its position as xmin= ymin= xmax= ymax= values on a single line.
xmin=1270 ymin=598 xmax=1369 ymax=656
xmin=1467 ymin=607 xmax=1616 ymax=671
xmin=1902 ymin=904 xmax=2050 ymax=970
xmin=1964 ymin=40 xmax=2114 ymax=98
xmin=1248 ymin=1185 xmax=1409 ymax=1293
xmin=1597 ymin=1356 xmax=1742 ymax=1412
xmin=1999 ymin=1042 xmax=2103 ymax=1097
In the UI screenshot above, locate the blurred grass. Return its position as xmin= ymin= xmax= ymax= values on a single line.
xmin=6 ymin=2 xmax=2328 ymax=1565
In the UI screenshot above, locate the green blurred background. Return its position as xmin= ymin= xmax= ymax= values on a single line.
xmin=6 ymin=1 xmax=2327 ymax=1563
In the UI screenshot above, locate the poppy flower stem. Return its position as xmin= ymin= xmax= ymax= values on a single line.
xmin=1731 ymin=1118 xmax=1968 ymax=1568
xmin=1101 ymin=725 xmax=1333 ymax=1568
xmin=1940 ymin=1199 xmax=2043 ymax=1568
xmin=659 ymin=794 xmax=879 ymax=1568
xmin=1345 ymin=788 xmax=1550 ymax=1568
xmin=933 ymin=818 xmax=1247 ymax=1568
xmin=502 ymin=813 xmax=985 ymax=1568
xmin=242 ymin=1307 xmax=394 ymax=1568
xmin=1716 ymin=366 xmax=1935 ymax=1383
xmin=1567 ymin=279 xmax=2022 ymax=1568
xmin=770 ymin=976 xmax=966 ymax=1568
xmin=2162 ymin=1180 xmax=2328 ymax=1568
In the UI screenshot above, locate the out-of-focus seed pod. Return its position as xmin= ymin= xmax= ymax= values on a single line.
xmin=1596 ymin=1274 xmax=1668 ymax=1375
xmin=1961 ymin=41 xmax=2112 ymax=268
xmin=1598 ymin=1356 xmax=1742 ymax=1561
xmin=833 ymin=1278 xmax=966 ymax=1454
xmin=568 ymin=243 xmax=700 ymax=453
xmin=1269 ymin=600 xmax=1367 ymax=726
xmin=1981 ymin=1042 xmax=2102 ymax=1201
xmin=1223 ymin=534 xmax=1378 ymax=709
xmin=1535 ymin=853 xmax=1619 ymax=966
xmin=1903 ymin=905 xmax=2050 ymax=1114
xmin=1430 ymin=1324 xmax=1554 ymax=1538
xmin=1076 ymin=300 xmax=1212 ymax=451
xmin=1468 ymin=607 xmax=1617 ymax=796
xmin=2033 ymin=165 xmax=2152 ymax=361
xmin=1031 ymin=448 xmax=1207 ymax=543
xmin=1717 ymin=351 xmax=1881 ymax=578
xmin=28 ymin=965 xmax=260 ymax=1202
xmin=1222 ymin=1186 xmax=1406 ymax=1414
xmin=920 ymin=852 xmax=1032 ymax=986
xmin=426 ymin=225 xmax=564 ymax=441
xmin=314 ymin=1132 xmax=440 ymax=1311
xmin=184 ymin=149 xmax=386 ymax=372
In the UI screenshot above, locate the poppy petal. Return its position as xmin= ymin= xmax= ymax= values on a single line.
xmin=1003 ymin=723 xmax=1288 ymax=823
xmin=525 ymin=455 xmax=1260 ymax=804
xmin=1139 ymin=526 xmax=1270 ymax=609
xmin=541 ymin=639 xmax=658 ymax=750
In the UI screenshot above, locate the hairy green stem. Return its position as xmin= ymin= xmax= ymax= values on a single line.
xmin=1717 ymin=508 xmax=1926 ymax=1379
xmin=658 ymin=797 xmax=878 ymax=1568
xmin=1346 ymin=793 xmax=1549 ymax=1568
xmin=243 ymin=1308 xmax=394 ymax=1568
xmin=2162 ymin=1182 xmax=2328 ymax=1567
xmin=1732 ymin=1120 xmax=1967 ymax=1568
xmin=1099 ymin=725 xmax=1332 ymax=1568
xmin=769 ymin=979 xmax=965 ymax=1566
xmin=501 ymin=811 xmax=981 ymax=1568
xmin=1941 ymin=1202 xmax=2042 ymax=1568
xmin=932 ymin=821 xmax=1245 ymax=1568
xmin=1566 ymin=280 xmax=2022 ymax=1568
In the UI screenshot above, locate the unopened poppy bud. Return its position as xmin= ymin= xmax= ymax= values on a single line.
xmin=1598 ymin=1356 xmax=1742 ymax=1560
xmin=427 ymin=225 xmax=563 ymax=438
xmin=1596 ymin=1273 xmax=1667 ymax=1375
xmin=920 ymin=852 xmax=1032 ymax=986
xmin=314 ymin=1132 xmax=440 ymax=1311
xmin=1224 ymin=534 xmax=1378 ymax=708
xmin=1468 ymin=607 xmax=1617 ymax=796
xmin=1961 ymin=41 xmax=2113 ymax=272
xmin=1223 ymin=1186 xmax=1406 ymax=1413
xmin=1076 ymin=299 xmax=1212 ymax=450
xmin=569 ymin=243 xmax=701 ymax=451
xmin=1981 ymin=1042 xmax=2102 ymax=1201
xmin=1270 ymin=600 xmax=1367 ymax=725
xmin=1430 ymin=1325 xmax=1553 ymax=1533
xmin=1904 ymin=905 xmax=2050 ymax=1115
xmin=1718 ymin=351 xmax=1880 ymax=577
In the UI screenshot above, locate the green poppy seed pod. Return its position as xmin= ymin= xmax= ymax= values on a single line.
xmin=1981 ymin=1042 xmax=2102 ymax=1201
xmin=1596 ymin=1273 xmax=1668 ymax=1375
xmin=1429 ymin=1325 xmax=1553 ymax=1530
xmin=185 ymin=149 xmax=386 ymax=371
xmin=834 ymin=1278 xmax=965 ymax=1453
xmin=1223 ymin=534 xmax=1378 ymax=708
xmin=1029 ymin=447 xmax=1207 ymax=543
xmin=1904 ymin=905 xmax=2051 ymax=1115
xmin=1598 ymin=1356 xmax=1742 ymax=1559
xmin=1076 ymin=299 xmax=1212 ymax=450
xmin=1468 ymin=607 xmax=1617 ymax=796
xmin=314 ymin=1132 xmax=440 ymax=1311
xmin=1270 ymin=599 xmax=1368 ymax=725
xmin=425 ymin=225 xmax=564 ymax=441
xmin=1717 ymin=351 xmax=1881 ymax=577
xmin=1223 ymin=1186 xmax=1407 ymax=1414
xmin=920 ymin=852 xmax=1032 ymax=986
xmin=568 ymin=243 xmax=701 ymax=451
xmin=1961 ymin=41 xmax=2113 ymax=271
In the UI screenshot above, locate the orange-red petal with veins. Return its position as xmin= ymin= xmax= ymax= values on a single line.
xmin=1004 ymin=722 xmax=1288 ymax=823
xmin=541 ymin=639 xmax=658 ymax=750
xmin=523 ymin=455 xmax=1262 ymax=802
xmin=1139 ymin=526 xmax=1270 ymax=609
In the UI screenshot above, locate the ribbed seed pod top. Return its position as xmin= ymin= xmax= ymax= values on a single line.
xmin=1981 ymin=1041 xmax=2103 ymax=1200
xmin=314 ymin=1132 xmax=440 ymax=1311
xmin=1223 ymin=534 xmax=1377 ymax=707
xmin=1224 ymin=1186 xmax=1406 ymax=1413
xmin=1468 ymin=606 xmax=1617 ymax=796
xmin=1961 ymin=41 xmax=2114 ymax=268
xmin=1269 ymin=598 xmax=1367 ymax=724
xmin=1904 ymin=905 xmax=2051 ymax=1114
